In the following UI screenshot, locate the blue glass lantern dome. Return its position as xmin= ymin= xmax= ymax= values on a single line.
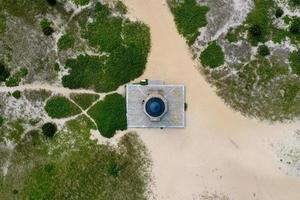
xmin=145 ymin=97 xmax=166 ymax=118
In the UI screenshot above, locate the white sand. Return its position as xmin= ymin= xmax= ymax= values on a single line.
xmin=123 ymin=0 xmax=300 ymax=199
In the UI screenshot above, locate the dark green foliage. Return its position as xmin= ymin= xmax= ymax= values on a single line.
xmin=168 ymin=0 xmax=209 ymax=45
xmin=5 ymin=68 xmax=28 ymax=87
xmin=40 ymin=18 xmax=54 ymax=36
xmin=0 ymin=14 xmax=6 ymax=35
xmin=258 ymin=45 xmax=270 ymax=56
xmin=42 ymin=122 xmax=57 ymax=138
xmin=12 ymin=90 xmax=21 ymax=99
xmin=46 ymin=0 xmax=57 ymax=6
xmin=290 ymin=18 xmax=300 ymax=34
xmin=275 ymin=8 xmax=284 ymax=18
xmin=88 ymin=93 xmax=127 ymax=138
xmin=58 ymin=34 xmax=75 ymax=50
xmin=45 ymin=96 xmax=81 ymax=119
xmin=289 ymin=50 xmax=300 ymax=75
xmin=0 ymin=63 xmax=10 ymax=82
xmin=70 ymin=93 xmax=99 ymax=110
xmin=200 ymin=41 xmax=225 ymax=68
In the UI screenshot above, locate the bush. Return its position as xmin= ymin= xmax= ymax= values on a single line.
xmin=12 ymin=90 xmax=21 ymax=99
xmin=87 ymin=93 xmax=127 ymax=138
xmin=54 ymin=63 xmax=60 ymax=71
xmin=45 ymin=96 xmax=81 ymax=118
xmin=200 ymin=41 xmax=225 ymax=68
xmin=258 ymin=45 xmax=270 ymax=56
xmin=58 ymin=34 xmax=75 ymax=50
xmin=0 ymin=63 xmax=10 ymax=82
xmin=42 ymin=122 xmax=57 ymax=137
xmin=168 ymin=0 xmax=209 ymax=46
xmin=290 ymin=18 xmax=300 ymax=34
xmin=275 ymin=8 xmax=284 ymax=18
xmin=40 ymin=18 xmax=54 ymax=36
xmin=115 ymin=1 xmax=127 ymax=15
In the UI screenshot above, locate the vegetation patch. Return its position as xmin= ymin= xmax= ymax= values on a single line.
xmin=45 ymin=96 xmax=81 ymax=119
xmin=40 ymin=18 xmax=54 ymax=36
xmin=200 ymin=41 xmax=225 ymax=68
xmin=0 ymin=63 xmax=10 ymax=83
xmin=73 ymin=0 xmax=90 ymax=6
xmin=12 ymin=90 xmax=21 ymax=99
xmin=289 ymin=50 xmax=300 ymax=75
xmin=42 ymin=122 xmax=57 ymax=138
xmin=168 ymin=0 xmax=209 ymax=46
xmin=70 ymin=93 xmax=99 ymax=110
xmin=88 ymin=93 xmax=127 ymax=138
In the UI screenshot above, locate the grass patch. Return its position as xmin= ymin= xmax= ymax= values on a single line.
xmin=87 ymin=93 xmax=127 ymax=138
xmin=200 ymin=41 xmax=224 ymax=68
xmin=45 ymin=96 xmax=81 ymax=119
xmin=58 ymin=33 xmax=75 ymax=50
xmin=168 ymin=0 xmax=209 ymax=46
xmin=70 ymin=93 xmax=99 ymax=110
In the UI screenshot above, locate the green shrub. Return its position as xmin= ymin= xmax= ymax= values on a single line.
xmin=45 ymin=96 xmax=81 ymax=118
xmin=12 ymin=90 xmax=21 ymax=99
xmin=58 ymin=34 xmax=75 ymax=50
xmin=42 ymin=122 xmax=57 ymax=138
xmin=73 ymin=0 xmax=90 ymax=6
xmin=258 ymin=45 xmax=270 ymax=56
xmin=70 ymin=93 xmax=99 ymax=110
xmin=54 ymin=63 xmax=60 ymax=71
xmin=275 ymin=8 xmax=284 ymax=18
xmin=0 ymin=63 xmax=10 ymax=82
xmin=40 ymin=18 xmax=54 ymax=36
xmin=289 ymin=50 xmax=300 ymax=75
xmin=5 ymin=76 xmax=21 ymax=87
xmin=200 ymin=41 xmax=225 ymax=68
xmin=87 ymin=93 xmax=127 ymax=138
xmin=168 ymin=0 xmax=209 ymax=46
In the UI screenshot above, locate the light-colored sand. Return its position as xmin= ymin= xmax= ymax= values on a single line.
xmin=123 ymin=0 xmax=300 ymax=199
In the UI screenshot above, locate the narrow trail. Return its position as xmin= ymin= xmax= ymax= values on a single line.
xmin=123 ymin=0 xmax=300 ymax=199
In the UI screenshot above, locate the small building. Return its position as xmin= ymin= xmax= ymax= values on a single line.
xmin=126 ymin=80 xmax=185 ymax=128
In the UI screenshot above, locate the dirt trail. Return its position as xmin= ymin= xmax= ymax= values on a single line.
xmin=123 ymin=0 xmax=300 ymax=199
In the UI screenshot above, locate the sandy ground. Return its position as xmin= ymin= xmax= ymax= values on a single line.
xmin=123 ymin=0 xmax=300 ymax=199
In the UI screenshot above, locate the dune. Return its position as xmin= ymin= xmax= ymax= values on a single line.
xmin=123 ymin=0 xmax=300 ymax=199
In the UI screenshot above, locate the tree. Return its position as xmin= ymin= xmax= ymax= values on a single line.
xmin=42 ymin=122 xmax=57 ymax=138
xmin=0 ymin=63 xmax=10 ymax=82
xmin=290 ymin=18 xmax=300 ymax=34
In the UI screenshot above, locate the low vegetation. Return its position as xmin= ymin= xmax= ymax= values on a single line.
xmin=40 ymin=18 xmax=54 ymax=36
xmin=73 ymin=0 xmax=90 ymax=6
xmin=12 ymin=90 xmax=21 ymax=99
xmin=70 ymin=93 xmax=99 ymax=110
xmin=0 ymin=63 xmax=10 ymax=83
xmin=45 ymin=96 xmax=81 ymax=119
xmin=200 ymin=41 xmax=225 ymax=68
xmin=88 ymin=93 xmax=127 ymax=138
xmin=168 ymin=0 xmax=209 ymax=46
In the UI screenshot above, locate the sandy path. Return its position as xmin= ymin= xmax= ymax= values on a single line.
xmin=123 ymin=0 xmax=300 ymax=199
